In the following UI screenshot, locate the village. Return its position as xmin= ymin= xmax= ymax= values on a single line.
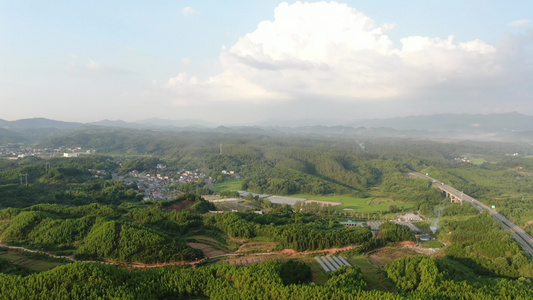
xmin=0 ymin=145 xmax=95 ymax=159
xmin=114 ymin=165 xmax=208 ymax=201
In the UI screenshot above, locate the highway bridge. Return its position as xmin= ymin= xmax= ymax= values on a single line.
xmin=410 ymin=171 xmax=533 ymax=257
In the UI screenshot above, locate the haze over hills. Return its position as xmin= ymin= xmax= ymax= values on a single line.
xmin=89 ymin=118 xmax=215 ymax=129
xmin=2 ymin=112 xmax=532 ymax=130
xmin=0 ymin=118 xmax=82 ymax=129
xmin=1 ymin=112 xmax=533 ymax=144
xmin=347 ymin=112 xmax=533 ymax=132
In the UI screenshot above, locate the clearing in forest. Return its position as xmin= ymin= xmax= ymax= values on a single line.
xmin=0 ymin=250 xmax=65 ymax=272
xmin=236 ymin=241 xmax=277 ymax=254
xmin=289 ymin=194 xmax=415 ymax=212
xmin=187 ymin=243 xmax=228 ymax=259
xmin=349 ymin=255 xmax=388 ymax=291
xmin=367 ymin=247 xmax=420 ymax=268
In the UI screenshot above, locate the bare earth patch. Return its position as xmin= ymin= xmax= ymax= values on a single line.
xmin=228 ymin=237 xmax=248 ymax=244
xmin=367 ymin=241 xmax=445 ymax=268
xmin=368 ymin=247 xmax=420 ymax=268
xmin=304 ymin=200 xmax=342 ymax=206
xmin=280 ymin=244 xmax=359 ymax=256
xmin=236 ymin=241 xmax=277 ymax=253
xmin=226 ymin=254 xmax=283 ymax=266
xmin=226 ymin=244 xmax=362 ymax=266
xmin=187 ymin=242 xmax=227 ymax=258
xmin=165 ymin=200 xmax=191 ymax=211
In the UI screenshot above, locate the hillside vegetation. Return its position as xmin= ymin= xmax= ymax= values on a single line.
xmin=1 ymin=128 xmax=533 ymax=298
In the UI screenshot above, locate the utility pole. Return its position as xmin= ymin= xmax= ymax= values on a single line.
xmin=19 ymin=173 xmax=28 ymax=187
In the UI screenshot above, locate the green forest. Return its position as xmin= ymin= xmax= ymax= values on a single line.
xmin=1 ymin=127 xmax=533 ymax=298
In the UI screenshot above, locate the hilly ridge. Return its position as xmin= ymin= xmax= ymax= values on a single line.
xmin=2 ymin=112 xmax=533 ymax=144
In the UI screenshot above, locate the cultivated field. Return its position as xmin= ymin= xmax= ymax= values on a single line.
xmin=289 ymin=194 xmax=415 ymax=212
xmin=0 ymin=249 xmax=66 ymax=272
xmin=211 ymin=200 xmax=257 ymax=212
xmin=236 ymin=241 xmax=277 ymax=254
xmin=187 ymin=243 xmax=228 ymax=259
xmin=349 ymin=255 xmax=388 ymax=291
xmin=210 ymin=179 xmax=243 ymax=193
xmin=367 ymin=247 xmax=420 ymax=268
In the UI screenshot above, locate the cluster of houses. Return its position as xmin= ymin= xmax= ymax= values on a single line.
xmin=0 ymin=145 xmax=94 ymax=159
xmin=454 ymin=157 xmax=471 ymax=163
xmin=115 ymin=168 xmax=208 ymax=201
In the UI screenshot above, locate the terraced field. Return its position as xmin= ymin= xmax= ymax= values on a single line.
xmin=0 ymin=250 xmax=66 ymax=272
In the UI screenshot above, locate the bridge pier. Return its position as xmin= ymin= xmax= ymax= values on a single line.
xmin=442 ymin=191 xmax=463 ymax=203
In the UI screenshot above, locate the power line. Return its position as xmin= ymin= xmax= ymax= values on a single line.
xmin=19 ymin=173 xmax=28 ymax=187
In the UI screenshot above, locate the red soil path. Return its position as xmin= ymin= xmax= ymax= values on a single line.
xmin=279 ymin=244 xmax=359 ymax=256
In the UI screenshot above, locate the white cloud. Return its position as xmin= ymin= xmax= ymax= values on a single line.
xmin=508 ymin=19 xmax=530 ymax=27
xmin=162 ymin=1 xmax=524 ymax=113
xmin=86 ymin=60 xmax=102 ymax=71
xmin=182 ymin=6 xmax=198 ymax=16
xmin=166 ymin=72 xmax=198 ymax=87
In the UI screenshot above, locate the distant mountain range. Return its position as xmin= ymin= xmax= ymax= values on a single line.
xmin=0 ymin=117 xmax=82 ymax=129
xmin=89 ymin=118 xmax=214 ymax=129
xmin=1 ymin=112 xmax=533 ymax=144
xmin=346 ymin=112 xmax=533 ymax=132
xmin=3 ymin=113 xmax=532 ymax=132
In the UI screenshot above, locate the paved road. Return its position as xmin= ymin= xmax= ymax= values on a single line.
xmin=411 ymin=171 xmax=533 ymax=257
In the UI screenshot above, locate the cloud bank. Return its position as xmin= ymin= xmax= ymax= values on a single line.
xmin=162 ymin=1 xmax=532 ymax=121
xmin=182 ymin=6 xmax=199 ymax=16
xmin=508 ymin=19 xmax=530 ymax=27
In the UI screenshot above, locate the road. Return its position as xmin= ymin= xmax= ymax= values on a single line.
xmin=0 ymin=241 xmax=206 ymax=268
xmin=410 ymin=171 xmax=533 ymax=257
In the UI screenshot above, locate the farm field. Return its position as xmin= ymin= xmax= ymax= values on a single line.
xmin=289 ymin=194 xmax=415 ymax=212
xmin=226 ymin=253 xmax=287 ymax=266
xmin=367 ymin=247 xmax=420 ymax=268
xmin=470 ymin=158 xmax=487 ymax=165
xmin=0 ymin=250 xmax=66 ymax=272
xmin=211 ymin=200 xmax=256 ymax=212
xmin=349 ymin=255 xmax=386 ymax=291
xmin=210 ymin=179 xmax=243 ymax=192
xmin=420 ymin=240 xmax=445 ymax=248
xmin=464 ymin=153 xmax=489 ymax=165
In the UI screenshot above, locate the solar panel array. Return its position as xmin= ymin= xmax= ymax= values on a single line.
xmin=315 ymin=256 xmax=351 ymax=272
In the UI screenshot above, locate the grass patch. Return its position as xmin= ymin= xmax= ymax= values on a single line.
xmin=28 ymin=261 xmax=66 ymax=272
xmin=420 ymin=239 xmax=444 ymax=248
xmin=212 ymin=201 xmax=252 ymax=212
xmin=289 ymin=194 xmax=415 ymax=213
xmin=210 ymin=179 xmax=243 ymax=193
xmin=309 ymin=260 xmax=329 ymax=284
xmin=463 ymin=153 xmax=492 ymax=165
xmin=470 ymin=158 xmax=486 ymax=165
xmin=236 ymin=241 xmax=277 ymax=254
xmin=349 ymin=255 xmax=384 ymax=291
xmin=0 ymin=250 xmax=66 ymax=272
xmin=367 ymin=247 xmax=420 ymax=268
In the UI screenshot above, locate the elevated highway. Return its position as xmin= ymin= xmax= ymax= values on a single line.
xmin=410 ymin=171 xmax=533 ymax=257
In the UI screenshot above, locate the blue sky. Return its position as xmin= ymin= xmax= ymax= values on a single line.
xmin=1 ymin=1 xmax=532 ymax=125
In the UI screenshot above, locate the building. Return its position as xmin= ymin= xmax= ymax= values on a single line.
xmin=340 ymin=221 xmax=358 ymax=227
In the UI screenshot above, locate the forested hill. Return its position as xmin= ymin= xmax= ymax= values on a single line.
xmin=2 ymin=124 xmax=533 ymax=298
xmin=0 ymin=118 xmax=84 ymax=144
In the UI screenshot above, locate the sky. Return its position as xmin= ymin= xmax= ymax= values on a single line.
xmin=1 ymin=1 xmax=532 ymax=125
